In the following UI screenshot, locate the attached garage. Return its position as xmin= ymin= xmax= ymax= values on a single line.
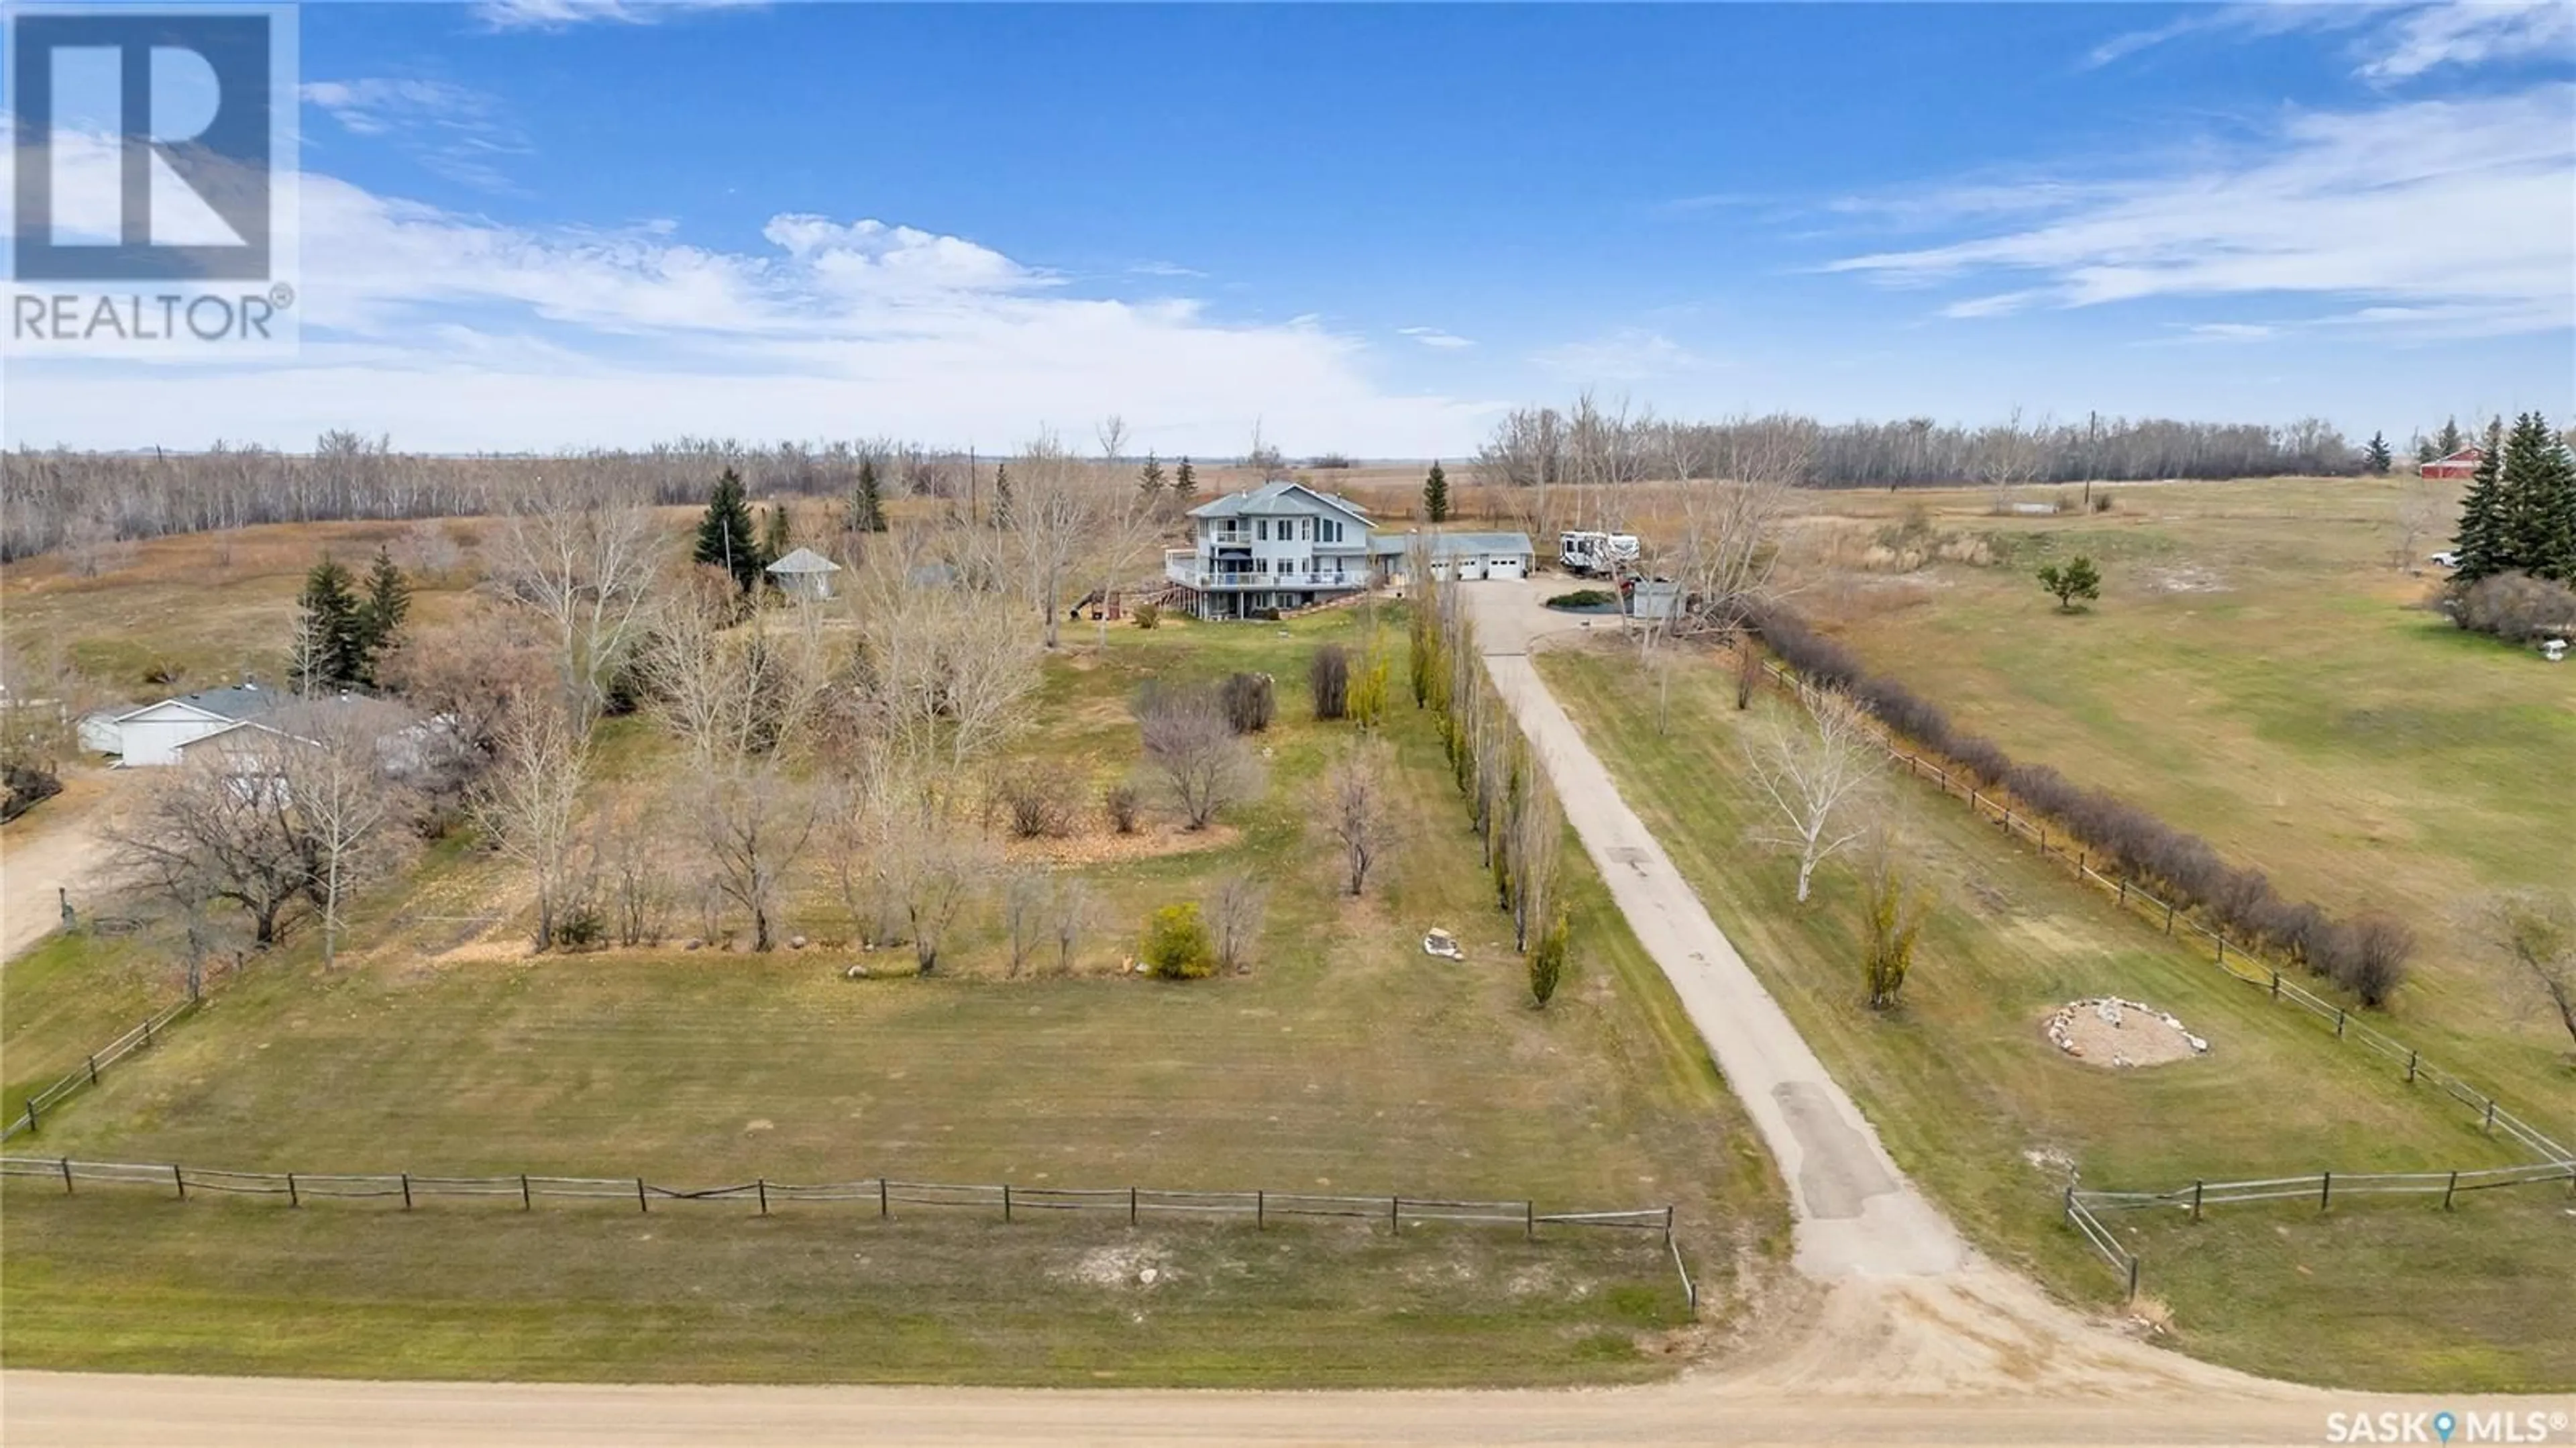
xmin=110 ymin=684 xmax=278 ymax=766
xmin=1426 ymin=531 xmax=1534 ymax=582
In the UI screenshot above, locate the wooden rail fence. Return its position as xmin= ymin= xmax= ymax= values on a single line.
xmin=1 ymin=994 xmax=198 ymax=1143
xmin=1 ymin=1155 xmax=1696 ymax=1308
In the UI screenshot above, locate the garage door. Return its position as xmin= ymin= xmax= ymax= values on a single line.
xmin=1486 ymin=554 xmax=1525 ymax=580
xmin=1454 ymin=556 xmax=1487 ymax=581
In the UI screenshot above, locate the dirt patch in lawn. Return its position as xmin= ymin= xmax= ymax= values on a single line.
xmin=2043 ymin=998 xmax=2209 ymax=1070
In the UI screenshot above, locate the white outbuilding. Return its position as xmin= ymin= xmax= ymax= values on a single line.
xmin=109 ymin=684 xmax=279 ymax=766
xmin=764 ymin=546 xmax=843 ymax=601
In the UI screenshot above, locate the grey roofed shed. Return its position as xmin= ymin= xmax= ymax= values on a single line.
xmin=764 ymin=546 xmax=843 ymax=599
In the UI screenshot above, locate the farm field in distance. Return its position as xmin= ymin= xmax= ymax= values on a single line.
xmin=1539 ymin=644 xmax=2573 ymax=1392
xmin=0 ymin=561 xmax=1785 ymax=1388
xmin=1776 ymin=476 xmax=2576 ymax=1126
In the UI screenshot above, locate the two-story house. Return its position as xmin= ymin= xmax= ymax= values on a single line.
xmin=1164 ymin=482 xmax=1380 ymax=619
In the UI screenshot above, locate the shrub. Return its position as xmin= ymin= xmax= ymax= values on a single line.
xmin=2037 ymin=555 xmax=2102 ymax=611
xmin=1132 ymin=601 xmax=1162 ymax=630
xmin=1527 ymin=907 xmax=1568 ymax=1006
xmin=1546 ymin=588 xmax=1617 ymax=609
xmin=1222 ymin=672 xmax=1276 ymax=733
xmin=1103 ymin=780 xmax=1141 ymax=834
xmin=1309 ymin=644 xmax=1350 ymax=720
xmin=1140 ymin=902 xmax=1216 ymax=980
xmin=2324 ymin=914 xmax=2414 ymax=1008
xmin=996 ymin=767 xmax=1077 ymax=839
xmin=1348 ymin=648 xmax=1392 ymax=727
xmin=2454 ymin=571 xmax=2576 ymax=644
xmin=1136 ymin=681 xmax=1263 ymax=829
xmin=553 ymin=896 xmax=608 ymax=949
xmin=0 ymin=760 xmax=62 ymax=822
xmin=2091 ymin=491 xmax=2116 ymax=513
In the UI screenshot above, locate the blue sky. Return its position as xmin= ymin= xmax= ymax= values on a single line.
xmin=8 ymin=0 xmax=2573 ymax=455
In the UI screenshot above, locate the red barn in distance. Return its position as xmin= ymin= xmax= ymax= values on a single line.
xmin=2420 ymin=447 xmax=2485 ymax=480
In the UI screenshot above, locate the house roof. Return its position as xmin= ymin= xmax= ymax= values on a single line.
xmin=764 ymin=546 xmax=841 ymax=575
xmin=1187 ymin=481 xmax=1373 ymax=527
xmin=1376 ymin=530 xmax=1535 ymax=558
xmin=114 ymin=683 xmax=275 ymax=725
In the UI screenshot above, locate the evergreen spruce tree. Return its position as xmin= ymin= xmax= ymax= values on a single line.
xmin=2416 ymin=436 xmax=2439 ymax=465
xmin=2451 ymin=420 xmax=2510 ymax=583
xmin=761 ymin=501 xmax=792 ymax=566
xmin=1422 ymin=460 xmax=1450 ymax=522
xmin=695 ymin=467 xmax=765 ymax=592
xmin=2500 ymin=411 xmax=2576 ymax=584
xmin=1173 ymin=456 xmax=1199 ymax=507
xmin=294 ymin=557 xmax=368 ymax=693
xmin=2363 ymin=432 xmax=2393 ymax=474
xmin=355 ymin=545 xmax=413 ymax=680
xmin=991 ymin=461 xmax=1014 ymax=529
xmin=1137 ymin=452 xmax=1166 ymax=503
xmin=2436 ymin=417 xmax=2465 ymax=456
xmin=849 ymin=457 xmax=889 ymax=534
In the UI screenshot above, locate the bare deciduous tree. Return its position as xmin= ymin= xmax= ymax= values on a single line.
xmin=1741 ymin=686 xmax=1885 ymax=904
xmin=106 ymin=754 xmax=312 ymax=949
xmin=1507 ymin=769 xmax=1564 ymax=953
xmin=490 ymin=494 xmax=664 ymax=725
xmin=1207 ymin=871 xmax=1268 ymax=974
xmin=2392 ymin=471 xmax=2447 ymax=570
xmin=877 ymin=807 xmax=996 ymax=974
xmin=1050 ymin=876 xmax=1095 ymax=976
xmin=2480 ymin=891 xmax=2576 ymax=1051
xmin=690 ymin=760 xmax=818 ymax=952
xmin=271 ymin=703 xmax=419 ymax=970
xmin=846 ymin=546 xmax=1038 ymax=799
xmin=1002 ymin=867 xmax=1050 ymax=978
xmin=1323 ymin=739 xmax=1399 ymax=896
xmin=1136 ymin=683 xmax=1263 ymax=830
xmin=1095 ymin=414 xmax=1130 ymax=463
xmin=470 ymin=701 xmax=590 ymax=951
xmin=596 ymin=796 xmax=676 ymax=947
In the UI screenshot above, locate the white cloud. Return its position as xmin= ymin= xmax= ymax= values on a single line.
xmin=3 ymin=171 xmax=1497 ymax=456
xmin=1397 ymin=326 xmax=1474 ymax=350
xmin=1127 ymin=260 xmax=1205 ymax=278
xmin=2086 ymin=1 xmax=2572 ymax=82
xmin=1823 ymin=87 xmax=2576 ymax=338
xmin=302 ymin=78 xmax=531 ymax=192
xmin=1531 ymin=328 xmax=1703 ymax=381
xmin=2180 ymin=322 xmax=2279 ymax=342
xmin=2359 ymin=0 xmax=2576 ymax=81
xmin=472 ymin=0 xmax=764 ymax=32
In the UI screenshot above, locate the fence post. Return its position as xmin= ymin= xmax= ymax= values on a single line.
xmin=2164 ymin=902 xmax=2176 ymax=935
xmin=637 ymin=1178 xmax=649 ymax=1214
xmin=757 ymin=1178 xmax=768 ymax=1216
xmin=2334 ymin=1009 xmax=2347 ymax=1039
xmin=2483 ymin=1099 xmax=2497 ymax=1134
xmin=2190 ymin=1180 xmax=2203 ymax=1223
xmin=1664 ymin=1204 xmax=1675 ymax=1249
xmin=1256 ymin=1190 xmax=1265 ymax=1231
xmin=2062 ymin=1184 xmax=2074 ymax=1223
xmin=1130 ymin=1186 xmax=1138 ymax=1226
xmin=2320 ymin=1172 xmax=2331 ymax=1212
xmin=2406 ymin=1049 xmax=2418 ymax=1084
xmin=400 ymin=1172 xmax=413 ymax=1210
xmin=2443 ymin=1170 xmax=2459 ymax=1210
xmin=60 ymin=1157 xmax=73 ymax=1194
xmin=1002 ymin=1183 xmax=1012 ymax=1223
xmin=1525 ymin=1200 xmax=1536 ymax=1241
xmin=144 ymin=1018 xmax=155 ymax=1049
xmin=879 ymin=1178 xmax=890 ymax=1219
xmin=173 ymin=1164 xmax=186 ymax=1200
xmin=2269 ymin=972 xmax=2282 ymax=1002
xmin=520 ymin=1173 xmax=532 ymax=1210
xmin=86 ymin=1054 xmax=99 ymax=1086
xmin=2215 ymin=938 xmax=2225 ymax=967
xmin=287 ymin=1172 xmax=300 ymax=1208
xmin=1389 ymin=1195 xmax=1400 ymax=1234
xmin=24 ymin=1096 xmax=37 ymax=1135
xmin=2125 ymin=1254 xmax=2140 ymax=1302
xmin=2118 ymin=878 xmax=2127 ymax=907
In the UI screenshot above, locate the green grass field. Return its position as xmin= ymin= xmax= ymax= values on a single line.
xmin=2 ymin=604 xmax=1786 ymax=1386
xmin=1786 ymin=477 xmax=2576 ymax=1118
xmin=1538 ymin=645 xmax=2573 ymax=1391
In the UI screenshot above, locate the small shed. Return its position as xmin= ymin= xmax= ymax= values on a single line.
xmin=765 ymin=546 xmax=843 ymax=601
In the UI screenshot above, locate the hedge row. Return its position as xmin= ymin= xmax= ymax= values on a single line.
xmin=1748 ymin=607 xmax=2413 ymax=1007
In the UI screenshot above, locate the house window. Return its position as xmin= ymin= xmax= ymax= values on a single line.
xmin=1256 ymin=519 xmax=1270 ymax=541
xmin=1318 ymin=519 xmax=1343 ymax=544
xmin=1299 ymin=517 xmax=1312 ymax=541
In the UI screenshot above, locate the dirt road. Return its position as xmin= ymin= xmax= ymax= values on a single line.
xmin=0 ymin=770 xmax=121 ymax=962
